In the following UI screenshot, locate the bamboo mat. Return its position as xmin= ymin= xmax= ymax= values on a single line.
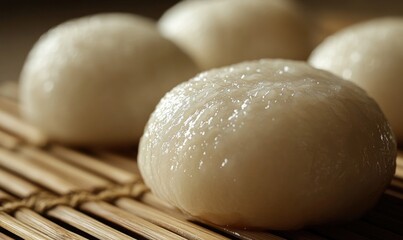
xmin=0 ymin=81 xmax=402 ymax=240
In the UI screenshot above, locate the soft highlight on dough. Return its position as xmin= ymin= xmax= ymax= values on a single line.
xmin=309 ymin=17 xmax=403 ymax=143
xmin=20 ymin=13 xmax=199 ymax=146
xmin=158 ymin=0 xmax=312 ymax=70
xmin=139 ymin=59 xmax=396 ymax=230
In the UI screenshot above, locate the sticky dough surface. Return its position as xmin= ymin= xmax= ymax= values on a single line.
xmin=139 ymin=59 xmax=396 ymax=230
xmin=309 ymin=17 xmax=403 ymax=143
xmin=158 ymin=0 xmax=311 ymax=70
xmin=20 ymin=13 xmax=198 ymax=146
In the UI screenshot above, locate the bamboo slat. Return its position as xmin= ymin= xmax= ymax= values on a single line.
xmin=344 ymin=220 xmax=403 ymax=240
xmin=0 ymin=148 xmax=79 ymax=194
xmin=385 ymin=189 xmax=403 ymax=200
xmin=0 ymin=190 xmax=15 ymax=204
xmin=395 ymin=166 xmax=403 ymax=180
xmin=397 ymin=153 xmax=403 ymax=168
xmin=375 ymin=197 xmax=403 ymax=220
xmin=364 ymin=211 xmax=403 ymax=235
xmin=47 ymin=205 xmax=134 ymax=240
xmin=0 ymin=168 xmax=40 ymax=197
xmin=81 ymin=201 xmax=188 ymax=240
xmin=93 ymin=149 xmax=140 ymax=174
xmin=0 ymin=231 xmax=15 ymax=240
xmin=208 ymin=226 xmax=286 ymax=240
xmin=310 ymin=226 xmax=370 ymax=240
xmin=18 ymin=146 xmax=111 ymax=191
xmin=0 ymin=129 xmax=20 ymax=149
xmin=14 ymin=208 xmax=86 ymax=240
xmin=0 ymin=212 xmax=53 ymax=240
xmin=49 ymin=145 xmax=136 ymax=184
xmin=0 ymin=109 xmax=47 ymax=146
xmin=116 ymin=198 xmax=228 ymax=240
xmin=275 ymin=230 xmax=328 ymax=240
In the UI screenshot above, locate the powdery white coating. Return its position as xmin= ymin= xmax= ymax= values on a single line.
xmin=20 ymin=13 xmax=199 ymax=146
xmin=309 ymin=17 xmax=403 ymax=144
xmin=139 ymin=59 xmax=396 ymax=230
xmin=158 ymin=0 xmax=312 ymax=70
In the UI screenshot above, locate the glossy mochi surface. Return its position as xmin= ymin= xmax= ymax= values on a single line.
xmin=309 ymin=17 xmax=403 ymax=143
xmin=158 ymin=0 xmax=311 ymax=70
xmin=138 ymin=59 xmax=396 ymax=230
xmin=20 ymin=13 xmax=198 ymax=146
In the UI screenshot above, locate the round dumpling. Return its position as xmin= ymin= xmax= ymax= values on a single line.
xmin=309 ymin=17 xmax=403 ymax=144
xmin=20 ymin=13 xmax=199 ymax=146
xmin=158 ymin=0 xmax=312 ymax=70
xmin=138 ymin=59 xmax=396 ymax=230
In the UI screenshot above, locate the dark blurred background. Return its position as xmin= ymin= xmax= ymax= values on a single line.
xmin=1 ymin=0 xmax=403 ymax=82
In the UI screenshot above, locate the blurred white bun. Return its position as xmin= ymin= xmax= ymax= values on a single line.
xmin=309 ymin=17 xmax=403 ymax=143
xmin=20 ymin=13 xmax=199 ymax=146
xmin=159 ymin=0 xmax=312 ymax=70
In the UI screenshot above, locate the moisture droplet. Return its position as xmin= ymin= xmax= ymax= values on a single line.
xmin=221 ymin=158 xmax=228 ymax=168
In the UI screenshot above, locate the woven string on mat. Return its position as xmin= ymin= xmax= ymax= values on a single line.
xmin=0 ymin=180 xmax=149 ymax=214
